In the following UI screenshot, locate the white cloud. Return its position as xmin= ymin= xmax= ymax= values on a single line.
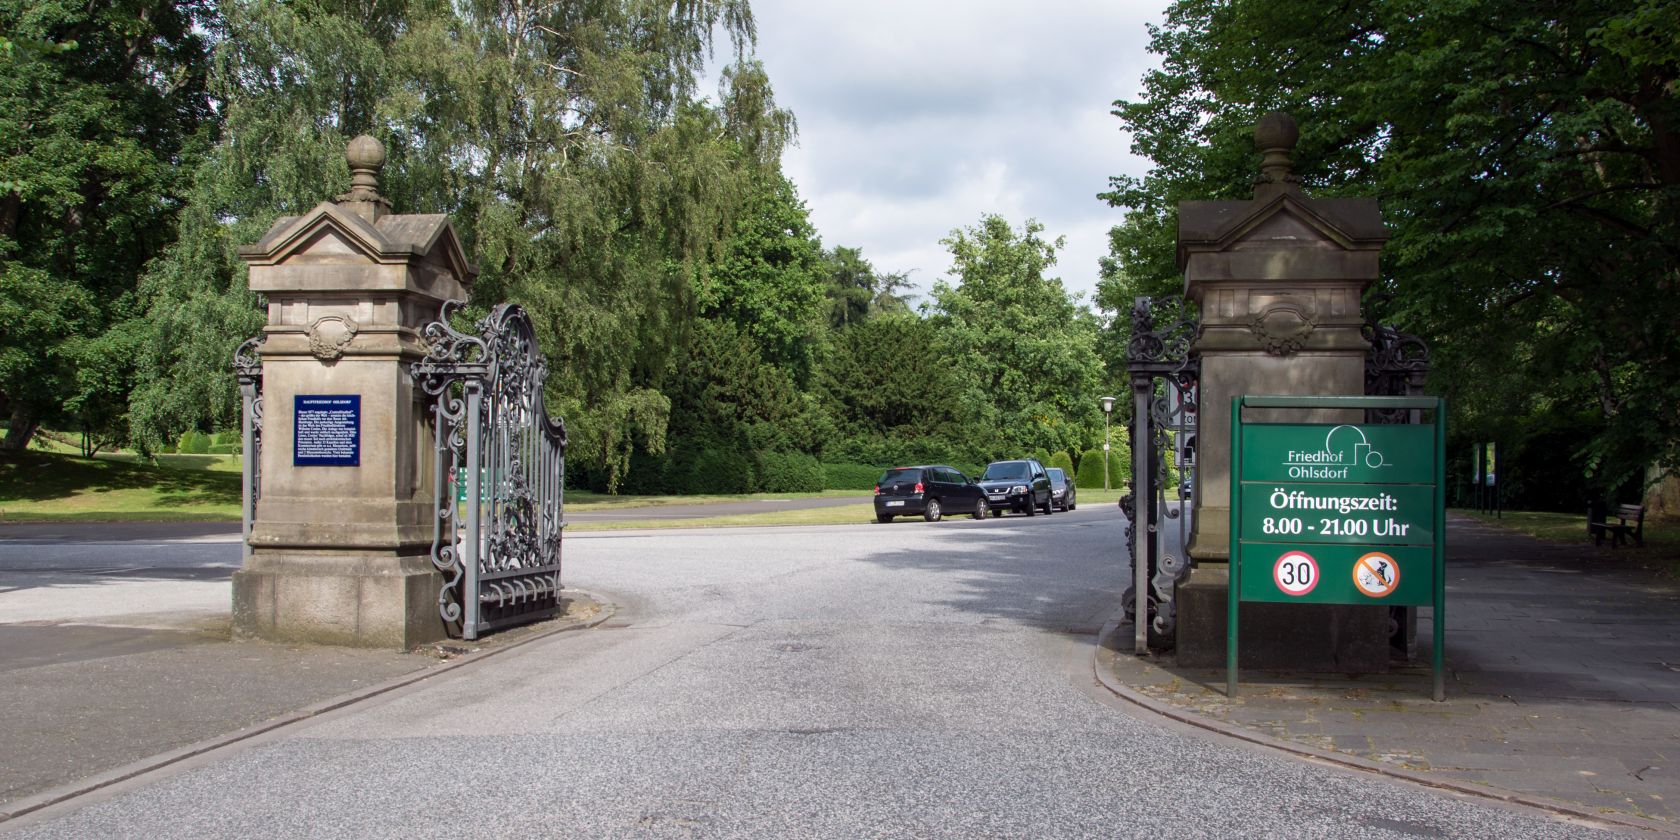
xmin=728 ymin=1 xmax=1166 ymax=308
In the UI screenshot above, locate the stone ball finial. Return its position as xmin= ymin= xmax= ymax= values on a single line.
xmin=338 ymin=134 xmax=390 ymax=220
xmin=1253 ymin=111 xmax=1300 ymax=192
xmin=1254 ymin=111 xmax=1299 ymax=152
xmin=346 ymin=134 xmax=386 ymax=172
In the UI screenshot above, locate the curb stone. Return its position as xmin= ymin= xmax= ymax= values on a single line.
xmin=1091 ymin=616 xmax=1678 ymax=838
xmin=0 ymin=590 xmax=617 ymax=826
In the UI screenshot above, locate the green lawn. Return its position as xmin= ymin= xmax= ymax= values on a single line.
xmin=0 ymin=448 xmax=1142 ymax=529
xmin=565 ymin=489 xmax=866 ymax=511
xmin=0 ymin=451 xmax=243 ymax=522
xmin=1455 ymin=507 xmax=1680 ymax=578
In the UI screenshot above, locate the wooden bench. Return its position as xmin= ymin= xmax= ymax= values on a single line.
xmin=1588 ymin=502 xmax=1645 ymax=548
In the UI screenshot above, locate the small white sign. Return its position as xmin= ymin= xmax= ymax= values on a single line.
xmin=1273 ymin=550 xmax=1319 ymax=596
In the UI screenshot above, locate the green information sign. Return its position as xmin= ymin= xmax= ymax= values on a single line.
xmin=1229 ymin=396 xmax=1447 ymax=701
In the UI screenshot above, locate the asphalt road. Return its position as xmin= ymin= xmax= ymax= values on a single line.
xmin=6 ymin=509 xmax=1614 ymax=838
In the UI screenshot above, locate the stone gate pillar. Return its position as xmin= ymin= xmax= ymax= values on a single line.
xmin=232 ymin=136 xmax=477 ymax=648
xmin=1173 ymin=113 xmax=1392 ymax=671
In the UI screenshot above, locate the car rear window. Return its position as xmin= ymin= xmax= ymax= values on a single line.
xmin=878 ymin=468 xmax=923 ymax=486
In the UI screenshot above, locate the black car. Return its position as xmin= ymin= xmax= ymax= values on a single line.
xmin=978 ymin=459 xmax=1053 ymax=516
xmin=1047 ymin=467 xmax=1077 ymax=511
xmin=874 ymin=465 xmax=990 ymax=523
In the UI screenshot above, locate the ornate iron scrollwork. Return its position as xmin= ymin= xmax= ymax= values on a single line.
xmin=412 ymin=301 xmax=568 ymax=639
xmin=1363 ymin=320 xmax=1430 ymax=423
xmin=1122 ymin=296 xmax=1200 ymax=649
xmin=233 ymin=335 xmax=265 ymax=545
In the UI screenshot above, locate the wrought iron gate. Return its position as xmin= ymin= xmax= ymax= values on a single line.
xmin=1121 ymin=297 xmax=1200 ymax=654
xmin=235 ymin=335 xmax=265 ymax=560
xmin=1117 ymin=300 xmax=1429 ymax=654
xmin=412 ymin=301 xmax=569 ymax=640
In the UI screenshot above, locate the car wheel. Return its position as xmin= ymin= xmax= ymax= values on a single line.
xmin=1024 ymin=498 xmax=1036 ymax=517
xmin=1068 ymin=493 xmax=1076 ymax=511
xmin=877 ymin=514 xmax=893 ymax=524
xmin=990 ymin=508 xmax=1002 ymax=518
xmin=924 ymin=498 xmax=942 ymax=522
xmin=972 ymin=498 xmax=989 ymax=520
xmin=1042 ymin=493 xmax=1053 ymax=515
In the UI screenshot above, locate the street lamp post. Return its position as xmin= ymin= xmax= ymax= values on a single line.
xmin=1099 ymin=395 xmax=1117 ymax=490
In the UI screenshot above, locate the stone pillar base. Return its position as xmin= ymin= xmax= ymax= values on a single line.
xmin=1175 ymin=565 xmax=1390 ymax=673
xmin=233 ymin=554 xmax=445 ymax=649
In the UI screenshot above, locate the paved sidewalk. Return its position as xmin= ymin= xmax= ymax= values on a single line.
xmin=0 ymin=591 xmax=607 ymax=819
xmin=1098 ymin=513 xmax=1680 ymax=832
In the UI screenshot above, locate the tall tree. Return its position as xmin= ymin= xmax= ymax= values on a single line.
xmin=820 ymin=245 xmax=912 ymax=330
xmin=693 ymin=172 xmax=826 ymax=379
xmin=132 ymin=0 xmax=795 ymax=492
xmin=1102 ymin=0 xmax=1680 ymax=496
xmin=931 ymin=215 xmax=1104 ymax=458
xmin=0 ymin=0 xmax=215 ymax=451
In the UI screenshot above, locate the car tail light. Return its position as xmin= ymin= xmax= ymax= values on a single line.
xmin=914 ymin=482 xmax=924 ymax=494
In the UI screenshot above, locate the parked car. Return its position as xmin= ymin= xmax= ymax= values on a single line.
xmin=874 ymin=465 xmax=990 ymax=523
xmin=978 ymin=459 xmax=1053 ymax=516
xmin=1047 ymin=467 xmax=1076 ymax=511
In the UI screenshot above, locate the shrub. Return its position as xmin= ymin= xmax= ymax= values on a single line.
xmin=757 ymin=451 xmax=823 ymax=493
xmin=213 ymin=429 xmax=241 ymax=446
xmin=824 ymin=462 xmax=885 ymax=491
xmin=177 ymin=430 xmax=212 ymax=454
xmin=208 ymin=443 xmax=240 ymax=455
xmin=1076 ymin=448 xmax=1108 ymax=489
xmin=1047 ymin=450 xmax=1075 ymax=474
xmin=1111 ymin=445 xmax=1133 ymax=487
xmin=688 ymin=446 xmax=756 ymax=490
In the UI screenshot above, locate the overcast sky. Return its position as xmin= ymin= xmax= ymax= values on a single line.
xmin=736 ymin=2 xmax=1167 ymax=312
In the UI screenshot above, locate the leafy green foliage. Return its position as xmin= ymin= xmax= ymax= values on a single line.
xmin=823 ymin=462 xmax=885 ymax=491
xmin=821 ymin=245 xmax=912 ymax=330
xmin=1104 ymin=0 xmax=1680 ymax=497
xmin=695 ymin=174 xmax=826 ymax=378
xmin=931 ymin=215 xmax=1104 ymax=459
xmin=132 ymin=0 xmax=794 ymax=489
xmin=0 ymin=0 xmax=215 ymax=450
xmin=1047 ymin=450 xmax=1075 ymax=474
xmin=1076 ymin=448 xmax=1107 ymax=489
xmin=816 ymin=314 xmax=976 ymax=460
xmin=756 ymin=451 xmax=823 ymax=493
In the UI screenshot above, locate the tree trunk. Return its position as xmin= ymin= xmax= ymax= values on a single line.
xmin=1 ymin=403 xmax=39 ymax=452
xmin=1645 ymin=464 xmax=1680 ymax=518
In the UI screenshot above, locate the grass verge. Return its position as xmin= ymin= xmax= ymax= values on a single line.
xmin=568 ymin=503 xmax=876 ymax=531
xmin=566 ymin=489 xmax=866 ymax=511
xmin=0 ymin=451 xmax=242 ymax=522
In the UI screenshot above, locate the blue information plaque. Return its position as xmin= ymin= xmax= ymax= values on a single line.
xmin=294 ymin=395 xmax=361 ymax=466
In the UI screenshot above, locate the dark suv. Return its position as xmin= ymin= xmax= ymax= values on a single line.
xmin=874 ymin=465 xmax=990 ymax=523
xmin=978 ymin=459 xmax=1053 ymax=516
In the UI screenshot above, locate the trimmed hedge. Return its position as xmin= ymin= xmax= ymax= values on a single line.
xmin=824 ymin=462 xmax=885 ymax=491
xmin=758 ymin=451 xmax=823 ymax=493
xmin=1047 ymin=450 xmax=1075 ymax=474
xmin=177 ymin=430 xmax=212 ymax=454
xmin=1075 ymin=448 xmax=1106 ymax=489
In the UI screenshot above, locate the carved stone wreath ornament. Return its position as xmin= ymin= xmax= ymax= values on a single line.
xmin=1248 ymin=299 xmax=1318 ymax=356
xmin=307 ymin=314 xmax=359 ymax=361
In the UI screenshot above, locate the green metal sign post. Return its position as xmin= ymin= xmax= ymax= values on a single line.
xmin=1228 ymin=395 xmax=1447 ymax=701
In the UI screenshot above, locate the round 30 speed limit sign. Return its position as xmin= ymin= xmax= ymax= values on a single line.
xmin=1272 ymin=550 xmax=1319 ymax=596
